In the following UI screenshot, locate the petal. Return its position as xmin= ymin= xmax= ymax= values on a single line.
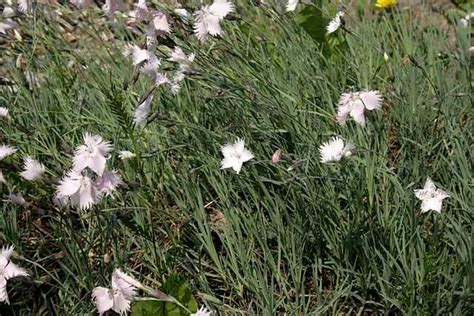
xmin=112 ymin=269 xmax=141 ymax=298
xmin=151 ymin=11 xmax=170 ymax=33
xmin=20 ymin=156 xmax=45 ymax=181
xmin=194 ymin=9 xmax=210 ymax=41
xmin=72 ymin=152 xmax=90 ymax=173
xmin=78 ymin=181 xmax=97 ymax=210
xmin=133 ymin=0 xmax=149 ymax=20
xmin=221 ymin=143 xmax=237 ymax=157
xmin=349 ymin=101 xmax=366 ymax=126
xmin=92 ymin=287 xmax=114 ymax=315
xmin=420 ymin=198 xmax=443 ymax=213
xmin=205 ymin=14 xmax=223 ymax=36
xmin=95 ymin=170 xmax=122 ymax=197
xmin=360 ymin=90 xmax=382 ymax=110
xmin=336 ymin=108 xmax=350 ymax=126
xmin=132 ymin=47 xmax=153 ymax=65
xmin=337 ymin=93 xmax=352 ymax=108
xmin=112 ymin=292 xmax=131 ymax=315
xmin=56 ymin=172 xmax=82 ymax=197
xmin=233 ymin=138 xmax=246 ymax=154
xmin=319 ymin=137 xmax=345 ymax=163
xmin=231 ymin=160 xmax=243 ymax=174
xmin=423 ymin=177 xmax=436 ymax=192
xmin=0 ymin=246 xmax=14 ymax=261
xmin=209 ymin=0 xmax=234 ymax=19
xmin=239 ymin=149 xmax=254 ymax=163
xmin=336 ymin=98 xmax=352 ymax=126
xmin=220 ymin=157 xmax=236 ymax=170
xmin=286 ymin=0 xmax=298 ymax=12
xmin=4 ymin=262 xmax=28 ymax=280
xmin=87 ymin=155 xmax=107 ymax=176
xmin=191 ymin=305 xmax=212 ymax=316
xmin=0 ymin=144 xmax=17 ymax=160
xmin=134 ymin=95 xmax=153 ymax=125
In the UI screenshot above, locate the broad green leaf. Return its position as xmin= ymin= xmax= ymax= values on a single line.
xmin=295 ymin=5 xmax=326 ymax=44
xmin=161 ymin=274 xmax=198 ymax=313
xmin=132 ymin=274 xmax=198 ymax=316
xmin=132 ymin=300 xmax=163 ymax=316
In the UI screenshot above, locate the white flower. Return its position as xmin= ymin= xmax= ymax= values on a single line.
xmin=208 ymin=0 xmax=234 ymax=19
xmin=156 ymin=73 xmax=172 ymax=87
xmin=194 ymin=8 xmax=221 ymax=41
xmin=0 ymin=145 xmax=17 ymax=160
xmin=194 ymin=0 xmax=234 ymax=41
xmin=220 ymin=138 xmax=254 ymax=174
xmin=0 ymin=246 xmax=29 ymax=304
xmin=19 ymin=156 xmax=45 ymax=181
xmin=144 ymin=11 xmax=170 ymax=43
xmin=92 ymin=269 xmax=142 ymax=316
xmin=170 ymin=72 xmax=186 ymax=94
xmin=140 ymin=60 xmax=161 ymax=78
xmin=118 ymin=151 xmax=136 ymax=160
xmin=134 ymin=95 xmax=153 ymax=125
xmin=18 ymin=0 xmax=29 ymax=13
xmin=191 ymin=305 xmax=213 ymax=316
xmin=133 ymin=0 xmax=149 ymax=21
xmin=102 ymin=0 xmax=126 ymax=15
xmin=94 ymin=170 xmax=122 ymax=197
xmin=56 ymin=170 xmax=98 ymax=210
xmin=174 ymin=8 xmax=189 ymax=18
xmin=150 ymin=11 xmax=170 ymax=34
xmin=2 ymin=6 xmax=15 ymax=18
xmin=326 ymin=11 xmax=344 ymax=34
xmin=70 ymin=0 xmax=94 ymax=9
xmin=414 ymin=178 xmax=450 ymax=213
xmin=336 ymin=90 xmax=382 ymax=126
xmin=319 ymin=136 xmax=355 ymax=163
xmin=124 ymin=45 xmax=160 ymax=67
xmin=0 ymin=19 xmax=18 ymax=34
xmin=123 ymin=45 xmax=160 ymax=77
xmin=169 ymin=47 xmax=195 ymax=73
xmin=286 ymin=0 xmax=298 ymax=12
xmin=460 ymin=12 xmax=474 ymax=28
xmin=73 ymin=133 xmax=113 ymax=176
xmin=0 ymin=107 xmax=10 ymax=119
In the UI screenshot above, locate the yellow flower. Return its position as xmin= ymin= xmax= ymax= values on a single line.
xmin=375 ymin=0 xmax=397 ymax=9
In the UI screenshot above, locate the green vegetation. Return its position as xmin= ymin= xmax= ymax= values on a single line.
xmin=0 ymin=1 xmax=472 ymax=314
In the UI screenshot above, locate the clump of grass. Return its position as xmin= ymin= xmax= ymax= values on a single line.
xmin=0 ymin=1 xmax=472 ymax=315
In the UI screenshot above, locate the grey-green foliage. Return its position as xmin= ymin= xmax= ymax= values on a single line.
xmin=0 ymin=2 xmax=472 ymax=315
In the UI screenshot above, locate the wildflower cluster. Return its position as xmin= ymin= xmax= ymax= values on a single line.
xmin=56 ymin=133 xmax=121 ymax=210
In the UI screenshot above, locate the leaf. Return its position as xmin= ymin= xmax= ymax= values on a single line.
xmin=132 ymin=300 xmax=163 ymax=315
xmin=294 ymin=5 xmax=327 ymax=44
xmin=162 ymin=274 xmax=198 ymax=314
xmin=132 ymin=274 xmax=198 ymax=316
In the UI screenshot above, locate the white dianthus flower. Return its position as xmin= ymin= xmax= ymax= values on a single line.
xmin=73 ymin=133 xmax=112 ymax=176
xmin=319 ymin=136 xmax=355 ymax=163
xmin=336 ymin=90 xmax=383 ymax=126
xmin=414 ymin=178 xmax=450 ymax=213
xmin=194 ymin=0 xmax=234 ymax=41
xmin=20 ymin=156 xmax=45 ymax=181
xmin=220 ymin=138 xmax=254 ymax=174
